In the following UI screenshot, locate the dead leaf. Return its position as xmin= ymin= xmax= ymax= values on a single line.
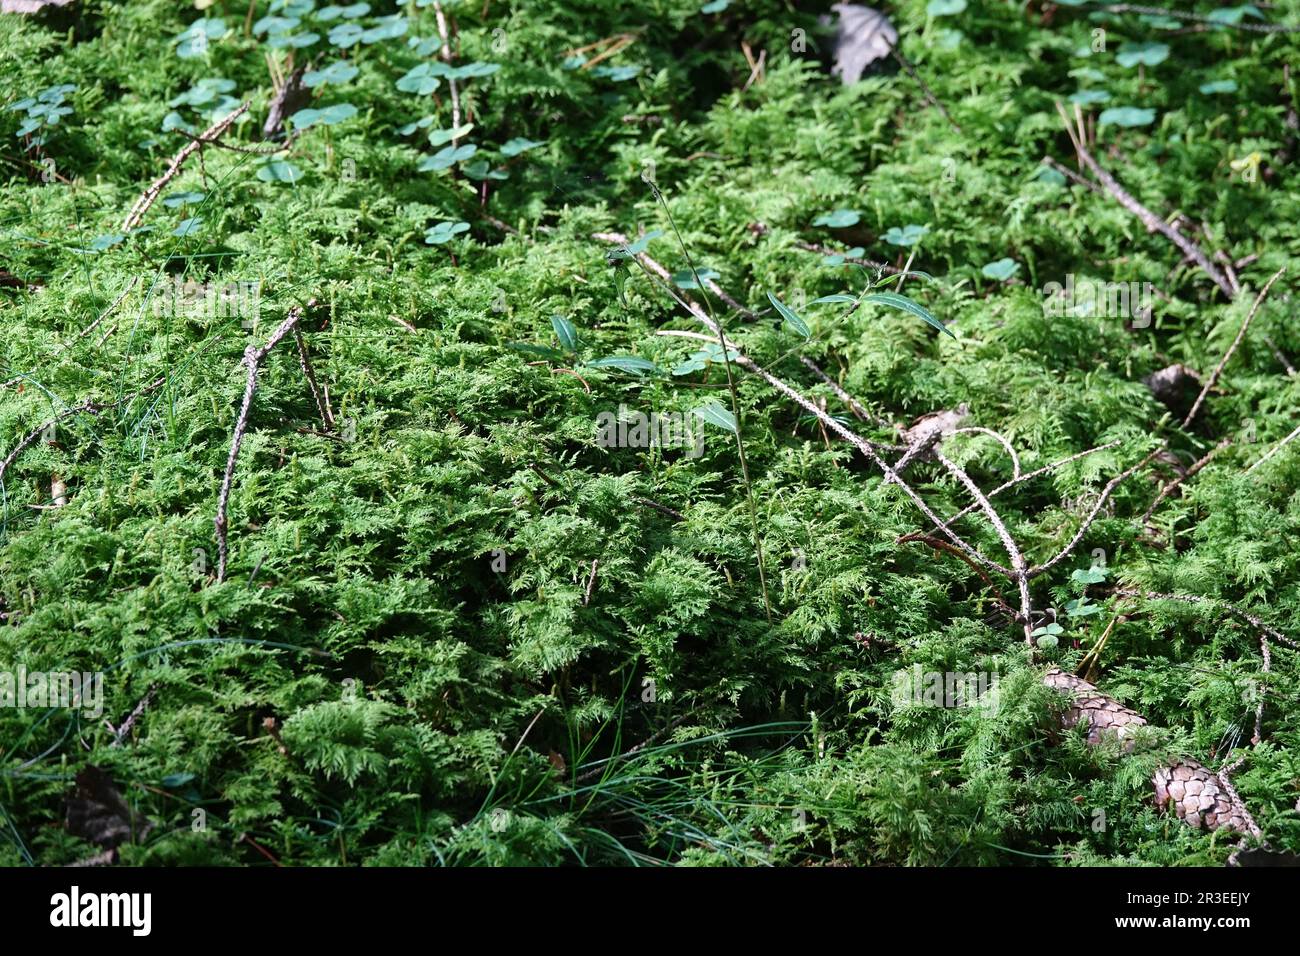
xmin=65 ymin=765 xmax=153 ymax=849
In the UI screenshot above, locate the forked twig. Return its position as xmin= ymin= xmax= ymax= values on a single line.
xmin=1054 ymin=101 xmax=1234 ymax=299
xmin=214 ymin=305 xmax=308 ymax=581
xmin=123 ymin=102 xmax=250 ymax=231
xmin=1182 ymin=268 xmax=1286 ymax=428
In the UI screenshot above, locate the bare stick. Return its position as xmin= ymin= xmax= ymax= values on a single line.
xmin=636 ymin=496 xmax=685 ymax=521
xmin=941 ymin=441 xmax=1123 ymax=529
xmin=293 ymin=327 xmax=334 ymax=429
xmin=1100 ymin=4 xmax=1300 ymax=33
xmin=1262 ymin=334 xmax=1296 ymax=375
xmin=1141 ymin=436 xmax=1231 ymax=527
xmin=1042 ymin=156 xmax=1104 ymax=195
xmin=123 ymin=102 xmax=250 ymax=231
xmin=798 ymin=356 xmax=899 ymax=433
xmin=935 ymin=450 xmax=1033 ymax=640
xmin=582 ymin=558 xmax=599 ymax=606
xmin=1027 ymin=446 xmax=1166 ymax=579
xmin=795 ymin=241 xmax=900 ymax=274
xmin=214 ymin=306 xmax=306 ymax=582
xmin=108 ymin=684 xmax=158 ymax=747
xmin=1182 ymin=268 xmax=1286 ymax=428
xmin=433 ymin=2 xmax=461 ymax=136
xmin=1247 ymin=420 xmax=1300 ymax=474
xmin=1108 ymin=587 xmax=1298 ymax=651
xmin=0 ymin=377 xmax=164 ymax=487
xmin=1054 ymin=102 xmax=1235 ymax=299
xmin=888 ymin=44 xmax=960 ymax=133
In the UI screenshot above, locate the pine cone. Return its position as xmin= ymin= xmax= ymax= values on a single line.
xmin=1153 ymin=760 xmax=1252 ymax=833
xmin=1043 ymin=668 xmax=1148 ymax=748
xmin=1043 ymin=669 xmax=1255 ymax=835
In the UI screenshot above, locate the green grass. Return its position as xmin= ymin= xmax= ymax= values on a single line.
xmin=2 ymin=0 xmax=1300 ymax=866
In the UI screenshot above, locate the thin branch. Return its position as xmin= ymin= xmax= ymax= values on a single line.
xmin=433 ymin=2 xmax=462 ymax=137
xmin=1099 ymin=4 xmax=1300 ymax=33
xmin=1027 ymin=446 xmax=1166 ymax=579
xmin=123 ymin=102 xmax=250 ymax=232
xmin=1182 ymin=268 xmax=1286 ymax=428
xmin=1054 ymin=101 xmax=1235 ymax=299
xmin=941 ymin=441 xmax=1123 ymax=529
xmin=1107 ymin=587 xmax=1298 ymax=651
xmin=1247 ymin=420 xmax=1300 ymax=474
xmin=214 ymin=305 xmax=306 ymax=582
xmin=1141 ymin=436 xmax=1231 ymax=527
xmin=0 ymin=377 xmax=164 ymax=487
xmin=935 ymin=450 xmax=1033 ymax=640
xmin=293 ymin=327 xmax=334 ymax=430
xmin=582 ymin=558 xmax=599 ymax=606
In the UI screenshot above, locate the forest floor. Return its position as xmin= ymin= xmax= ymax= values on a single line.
xmin=2 ymin=0 xmax=1300 ymax=866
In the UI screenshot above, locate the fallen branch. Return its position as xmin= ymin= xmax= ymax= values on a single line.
xmin=0 ymin=377 xmax=164 ymax=488
xmin=1140 ymin=436 xmax=1231 ymax=530
xmin=1055 ymin=101 xmax=1234 ymax=299
xmin=1247 ymin=420 xmax=1300 ymax=474
xmin=292 ymin=327 xmax=334 ymax=430
xmin=122 ymin=102 xmax=250 ymax=232
xmin=1099 ymin=4 xmax=1300 ymax=34
xmin=1026 ymin=446 xmax=1165 ymax=579
xmin=1182 ymin=268 xmax=1286 ymax=428
xmin=433 ymin=2 xmax=462 ymax=137
xmin=214 ymin=305 xmax=307 ymax=582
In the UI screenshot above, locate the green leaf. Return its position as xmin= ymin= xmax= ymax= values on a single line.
xmin=428 ymin=124 xmax=475 ymax=146
xmin=507 ymin=341 xmax=563 ymax=359
xmin=672 ymin=267 xmax=720 ymax=289
xmin=810 ymin=294 xmax=858 ymax=304
xmin=1070 ymin=566 xmax=1108 ymax=585
xmin=303 ymin=61 xmax=359 ymax=88
xmin=981 ymin=258 xmax=1020 ymax=281
xmin=767 ymin=291 xmax=811 ymax=339
xmin=584 ymin=356 xmax=658 ymax=375
xmin=692 ymin=401 xmax=738 ymax=434
xmin=1199 ymin=79 xmax=1238 ymax=95
xmin=1116 ymin=42 xmax=1169 ymax=68
xmin=360 ymin=15 xmax=407 ymax=44
xmin=1063 ymin=599 xmax=1103 ymax=618
xmin=701 ymin=0 xmax=729 ymax=12
xmin=89 ymin=233 xmax=125 ymax=251
xmin=162 ymin=191 xmax=205 ymax=208
xmin=1069 ymin=89 xmax=1111 ymax=106
xmin=424 ymin=220 xmax=470 ymax=244
xmin=418 ymin=143 xmax=477 ymax=171
xmin=172 ymin=216 xmax=204 ymax=237
xmin=926 ymin=0 xmax=967 ymax=16
xmin=501 ymin=137 xmax=544 ymax=157
xmin=882 ymin=224 xmax=930 ymax=246
xmin=1207 ymin=5 xmax=1264 ymax=25
xmin=812 ymin=209 xmax=860 ymax=228
xmin=256 ymin=160 xmax=303 ymax=183
xmin=291 ymin=103 xmax=357 ymax=128
xmin=1099 ymin=106 xmax=1156 ymax=128
xmin=550 ymin=315 xmax=578 ymax=352
xmin=863 ymin=292 xmax=954 ymax=338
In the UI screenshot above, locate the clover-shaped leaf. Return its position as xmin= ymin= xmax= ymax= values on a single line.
xmin=813 ymin=209 xmax=860 ymax=228
xmin=882 ymin=223 xmax=930 ymax=246
xmin=981 ymin=258 xmax=1020 ymax=281
xmin=424 ymin=220 xmax=470 ymax=244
